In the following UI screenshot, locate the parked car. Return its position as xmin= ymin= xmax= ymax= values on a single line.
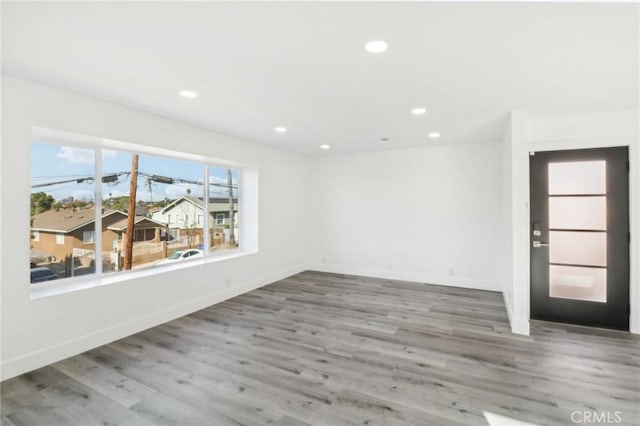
xmin=158 ymin=249 xmax=203 ymax=265
xmin=30 ymin=267 xmax=59 ymax=284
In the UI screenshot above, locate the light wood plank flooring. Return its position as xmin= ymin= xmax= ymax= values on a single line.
xmin=2 ymin=271 xmax=639 ymax=425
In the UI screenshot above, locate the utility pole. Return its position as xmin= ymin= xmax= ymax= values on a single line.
xmin=124 ymin=154 xmax=139 ymax=270
xmin=227 ymin=169 xmax=235 ymax=246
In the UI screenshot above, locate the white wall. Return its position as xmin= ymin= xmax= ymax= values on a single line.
xmin=501 ymin=118 xmax=514 ymax=324
xmin=504 ymin=110 xmax=532 ymax=335
xmin=0 ymin=75 xmax=309 ymax=380
xmin=506 ymin=109 xmax=640 ymax=335
xmin=307 ymin=142 xmax=503 ymax=291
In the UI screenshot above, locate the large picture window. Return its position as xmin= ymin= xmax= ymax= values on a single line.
xmin=30 ymin=139 xmax=244 ymax=286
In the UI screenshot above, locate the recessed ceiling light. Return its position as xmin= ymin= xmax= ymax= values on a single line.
xmin=428 ymin=132 xmax=441 ymax=139
xmin=365 ymin=40 xmax=388 ymax=54
xmin=381 ymin=138 xmax=390 ymax=143
xmin=179 ymin=89 xmax=198 ymax=99
xmin=320 ymin=144 xmax=331 ymax=150
xmin=275 ymin=126 xmax=287 ymax=133
xmin=411 ymin=107 xmax=427 ymax=115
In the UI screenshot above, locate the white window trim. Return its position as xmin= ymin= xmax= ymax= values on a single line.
xmin=55 ymin=233 xmax=65 ymax=245
xmin=30 ymin=127 xmax=255 ymax=299
xmin=32 ymin=230 xmax=40 ymax=242
xmin=30 ymin=248 xmax=255 ymax=300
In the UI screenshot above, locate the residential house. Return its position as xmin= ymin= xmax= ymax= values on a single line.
xmin=151 ymin=195 xmax=238 ymax=242
xmin=30 ymin=208 xmax=127 ymax=265
xmin=31 ymin=208 xmax=167 ymax=268
xmin=107 ymin=216 xmax=170 ymax=251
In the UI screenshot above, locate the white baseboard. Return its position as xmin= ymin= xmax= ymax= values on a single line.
xmin=1 ymin=264 xmax=306 ymax=381
xmin=502 ymin=290 xmax=514 ymax=326
xmin=307 ymin=263 xmax=502 ymax=292
xmin=502 ymin=291 xmax=530 ymax=335
xmin=511 ymin=317 xmax=530 ymax=335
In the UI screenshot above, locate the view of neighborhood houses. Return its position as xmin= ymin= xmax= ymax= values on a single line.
xmin=30 ymin=141 xmax=239 ymax=283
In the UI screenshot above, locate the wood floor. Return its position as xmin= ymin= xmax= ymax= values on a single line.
xmin=2 ymin=271 xmax=639 ymax=426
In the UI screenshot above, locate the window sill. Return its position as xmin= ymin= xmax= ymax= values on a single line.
xmin=30 ymin=248 xmax=257 ymax=300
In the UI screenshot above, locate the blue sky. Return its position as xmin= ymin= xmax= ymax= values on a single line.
xmin=31 ymin=142 xmax=238 ymax=202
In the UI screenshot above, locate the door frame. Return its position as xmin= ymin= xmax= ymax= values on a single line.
xmin=508 ymin=111 xmax=639 ymax=335
xmin=529 ymin=147 xmax=630 ymax=330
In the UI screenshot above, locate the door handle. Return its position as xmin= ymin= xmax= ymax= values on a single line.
xmin=532 ymin=241 xmax=549 ymax=248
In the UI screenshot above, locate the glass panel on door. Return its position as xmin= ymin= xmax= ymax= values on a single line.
xmin=549 ymin=265 xmax=607 ymax=303
xmin=548 ymin=196 xmax=606 ymax=231
xmin=547 ymin=160 xmax=607 ymax=303
xmin=548 ymin=161 xmax=606 ymax=195
xmin=549 ymin=231 xmax=607 ymax=267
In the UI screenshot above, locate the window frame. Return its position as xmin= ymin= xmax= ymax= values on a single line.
xmin=55 ymin=233 xmax=65 ymax=245
xmin=83 ymin=230 xmax=95 ymax=244
xmin=29 ymin=127 xmax=254 ymax=299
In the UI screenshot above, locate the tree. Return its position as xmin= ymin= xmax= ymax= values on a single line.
xmin=71 ymin=199 xmax=90 ymax=209
xmin=104 ymin=196 xmax=130 ymax=212
xmin=31 ymin=192 xmax=54 ymax=215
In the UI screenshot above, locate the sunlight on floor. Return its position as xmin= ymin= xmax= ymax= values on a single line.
xmin=483 ymin=411 xmax=541 ymax=426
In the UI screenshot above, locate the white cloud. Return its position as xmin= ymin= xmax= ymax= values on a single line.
xmin=103 ymin=189 xmax=154 ymax=202
xmin=71 ymin=189 xmax=95 ymax=202
xmin=134 ymin=189 xmax=153 ymax=202
xmin=208 ymin=175 xmax=238 ymax=198
xmin=209 ymin=175 xmax=238 ymax=185
xmin=103 ymin=149 xmax=118 ymax=159
xmin=56 ymin=146 xmax=95 ymax=165
xmin=164 ymin=184 xmax=201 ymax=198
xmin=104 ymin=189 xmax=127 ymax=198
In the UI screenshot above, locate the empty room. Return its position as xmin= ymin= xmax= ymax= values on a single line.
xmin=1 ymin=1 xmax=639 ymax=425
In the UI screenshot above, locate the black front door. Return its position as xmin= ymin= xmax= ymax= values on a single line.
xmin=530 ymin=147 xmax=629 ymax=330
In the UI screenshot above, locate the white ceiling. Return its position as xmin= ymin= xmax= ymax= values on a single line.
xmin=2 ymin=2 xmax=638 ymax=155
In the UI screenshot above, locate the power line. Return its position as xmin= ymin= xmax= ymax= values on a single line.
xmin=31 ymin=172 xmax=130 ymax=189
xmin=32 ymin=174 xmax=94 ymax=180
xmin=31 ymin=176 xmax=95 ymax=188
xmin=31 ymin=170 xmax=238 ymax=190
xmin=39 ymin=184 xmax=83 ymax=193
